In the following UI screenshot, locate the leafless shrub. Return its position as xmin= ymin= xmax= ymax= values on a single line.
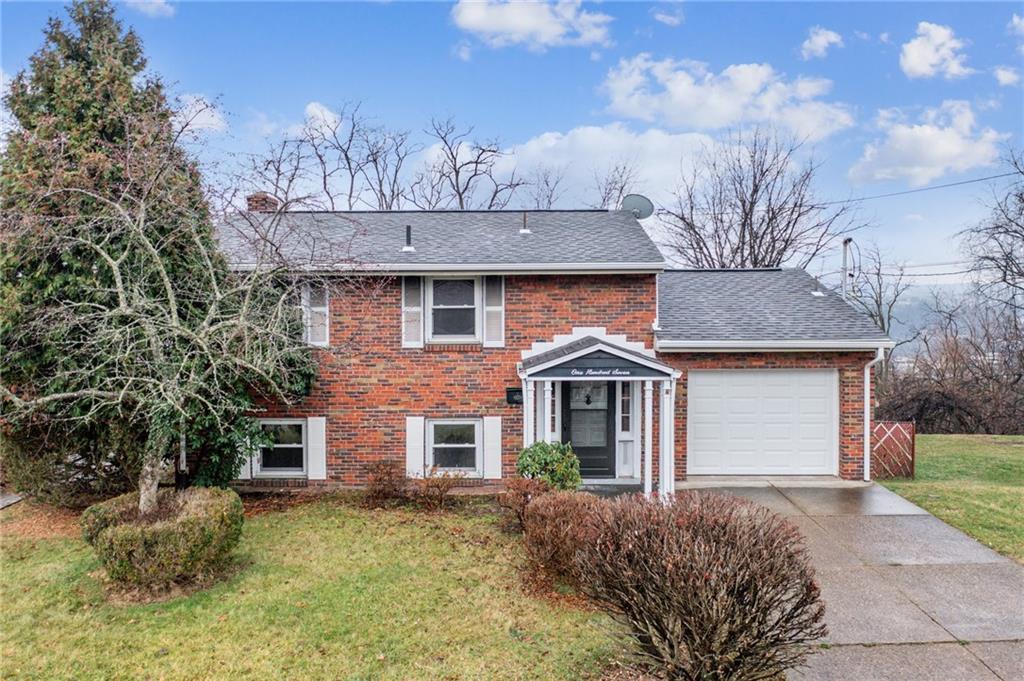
xmin=522 ymin=490 xmax=606 ymax=586
xmin=412 ymin=466 xmax=464 ymax=511
xmin=497 ymin=476 xmax=552 ymax=531
xmin=575 ymin=492 xmax=826 ymax=681
xmin=362 ymin=461 xmax=409 ymax=508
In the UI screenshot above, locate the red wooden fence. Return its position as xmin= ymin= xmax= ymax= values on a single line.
xmin=872 ymin=421 xmax=916 ymax=479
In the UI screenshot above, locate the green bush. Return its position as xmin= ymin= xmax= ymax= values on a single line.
xmin=0 ymin=417 xmax=145 ymax=508
xmin=515 ymin=442 xmax=582 ymax=491
xmin=81 ymin=487 xmax=244 ymax=587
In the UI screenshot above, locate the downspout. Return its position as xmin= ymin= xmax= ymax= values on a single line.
xmin=863 ymin=347 xmax=885 ymax=482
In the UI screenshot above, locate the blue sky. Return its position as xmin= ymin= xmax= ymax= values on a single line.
xmin=2 ymin=1 xmax=1022 ymax=282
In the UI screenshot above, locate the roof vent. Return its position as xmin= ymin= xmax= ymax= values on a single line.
xmin=811 ymin=277 xmax=825 ymax=297
xmin=519 ymin=212 xmax=531 ymax=234
xmin=402 ymin=224 xmax=415 ymax=252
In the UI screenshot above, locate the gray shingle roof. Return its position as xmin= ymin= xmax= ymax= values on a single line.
xmin=218 ymin=210 xmax=664 ymax=271
xmin=657 ymin=268 xmax=891 ymax=345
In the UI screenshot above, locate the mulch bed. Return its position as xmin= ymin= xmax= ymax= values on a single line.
xmin=0 ymin=500 xmax=81 ymax=540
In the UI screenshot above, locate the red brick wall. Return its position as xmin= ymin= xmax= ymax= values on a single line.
xmin=658 ymin=352 xmax=877 ymax=481
xmin=257 ymin=274 xmax=658 ymax=484
xmin=254 ymin=273 xmax=878 ymax=485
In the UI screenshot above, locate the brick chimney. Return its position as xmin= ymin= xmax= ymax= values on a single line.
xmin=246 ymin=192 xmax=280 ymax=212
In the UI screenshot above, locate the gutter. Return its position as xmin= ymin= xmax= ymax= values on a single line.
xmin=655 ymin=339 xmax=897 ymax=352
xmin=863 ymin=347 xmax=886 ymax=482
xmin=227 ymin=262 xmax=665 ymax=275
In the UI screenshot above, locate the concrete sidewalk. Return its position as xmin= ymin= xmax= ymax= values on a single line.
xmin=686 ymin=482 xmax=1023 ymax=681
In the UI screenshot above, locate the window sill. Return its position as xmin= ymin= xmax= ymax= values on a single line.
xmin=424 ymin=343 xmax=483 ymax=352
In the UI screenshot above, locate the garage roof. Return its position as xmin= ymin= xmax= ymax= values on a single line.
xmin=656 ymin=268 xmax=893 ymax=349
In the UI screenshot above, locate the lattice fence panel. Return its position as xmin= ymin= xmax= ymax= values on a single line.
xmin=872 ymin=421 xmax=915 ymax=479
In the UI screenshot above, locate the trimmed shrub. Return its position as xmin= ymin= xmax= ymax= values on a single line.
xmin=575 ymin=492 xmax=827 ymax=681
xmin=412 ymin=467 xmax=463 ymax=511
xmin=363 ymin=461 xmax=409 ymax=508
xmin=497 ymin=476 xmax=552 ymax=531
xmin=81 ymin=487 xmax=244 ymax=587
xmin=515 ymin=442 xmax=581 ymax=491
xmin=522 ymin=490 xmax=606 ymax=585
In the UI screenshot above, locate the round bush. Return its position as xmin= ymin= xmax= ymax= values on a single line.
xmin=81 ymin=487 xmax=244 ymax=587
xmin=575 ymin=492 xmax=826 ymax=680
xmin=515 ymin=442 xmax=581 ymax=490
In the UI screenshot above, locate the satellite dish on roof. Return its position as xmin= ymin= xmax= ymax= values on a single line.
xmin=620 ymin=194 xmax=654 ymax=220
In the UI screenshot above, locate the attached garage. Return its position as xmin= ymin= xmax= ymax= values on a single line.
xmin=686 ymin=369 xmax=838 ymax=476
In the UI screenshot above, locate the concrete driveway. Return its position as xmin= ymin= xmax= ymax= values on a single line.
xmin=682 ymin=480 xmax=1024 ymax=681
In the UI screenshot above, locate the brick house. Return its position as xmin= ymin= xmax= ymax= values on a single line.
xmin=220 ymin=201 xmax=892 ymax=494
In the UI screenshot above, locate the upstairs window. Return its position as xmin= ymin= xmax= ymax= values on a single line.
xmin=404 ymin=276 xmax=504 ymax=347
xmin=300 ymin=282 xmax=329 ymax=347
xmin=430 ymin=278 xmax=477 ymax=340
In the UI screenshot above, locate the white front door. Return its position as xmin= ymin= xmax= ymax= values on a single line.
xmin=687 ymin=369 xmax=838 ymax=475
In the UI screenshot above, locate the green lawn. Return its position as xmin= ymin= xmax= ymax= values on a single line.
xmin=0 ymin=497 xmax=619 ymax=680
xmin=881 ymin=434 xmax=1024 ymax=562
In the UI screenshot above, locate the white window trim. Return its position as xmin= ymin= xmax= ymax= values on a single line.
xmin=426 ymin=418 xmax=483 ymax=478
xmin=402 ymin=277 xmax=425 ymax=349
xmin=426 ymin=276 xmax=483 ymax=344
xmin=300 ymin=282 xmax=330 ymax=348
xmin=255 ymin=418 xmax=307 ymax=478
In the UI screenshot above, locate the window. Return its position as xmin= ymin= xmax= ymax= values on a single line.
xmin=257 ymin=420 xmax=306 ymax=476
xmin=406 ymin=276 xmax=504 ymax=347
xmin=402 ymin=277 xmax=423 ymax=348
xmin=620 ymin=383 xmax=632 ymax=433
xmin=301 ymin=283 xmax=329 ymax=347
xmin=428 ymin=419 xmax=481 ymax=475
xmin=430 ymin=278 xmax=477 ymax=340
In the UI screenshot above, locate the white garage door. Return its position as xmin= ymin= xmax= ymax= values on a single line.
xmin=687 ymin=369 xmax=838 ymax=475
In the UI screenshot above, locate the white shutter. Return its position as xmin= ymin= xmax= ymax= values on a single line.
xmin=307 ymin=417 xmax=327 ymax=480
xmin=405 ymin=416 xmax=425 ymax=476
xmin=483 ymin=416 xmax=503 ymax=479
xmin=482 ymin=276 xmax=504 ymax=347
xmin=402 ymin=277 xmax=424 ymax=348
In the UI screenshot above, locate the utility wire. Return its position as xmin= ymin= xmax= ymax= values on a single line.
xmin=814 ymin=172 xmax=1017 ymax=208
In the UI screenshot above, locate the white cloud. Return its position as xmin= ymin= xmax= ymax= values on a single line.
xmin=175 ymin=94 xmax=227 ymax=133
xmin=601 ymin=54 xmax=854 ymax=142
xmin=994 ymin=66 xmax=1020 ymax=86
xmin=453 ymin=41 xmax=473 ymax=62
xmin=1010 ymin=14 xmax=1024 ymax=36
xmin=651 ymin=7 xmax=684 ymax=27
xmin=879 ymin=32 xmax=891 ymax=44
xmin=899 ymin=22 xmax=975 ymax=79
xmin=854 ymin=30 xmax=871 ymax=41
xmin=451 ymin=0 xmax=612 ymax=51
xmin=124 ymin=0 xmax=175 ymax=18
xmin=801 ymin=26 xmax=844 ymax=60
xmin=303 ymin=101 xmax=340 ymax=131
xmin=498 ymin=122 xmax=712 ymax=205
xmin=849 ymin=100 xmax=1006 ymax=186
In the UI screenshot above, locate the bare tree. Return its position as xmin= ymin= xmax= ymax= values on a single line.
xmin=409 ymin=117 xmax=524 ymax=210
xmin=526 ymin=164 xmax=567 ymax=209
xmin=361 ymin=127 xmax=417 ymax=210
xmin=1 ymin=105 xmax=364 ymax=515
xmin=661 ymin=129 xmax=858 ymax=268
xmin=849 ymin=244 xmax=917 ymax=378
xmin=300 ymin=102 xmax=370 ymax=210
xmin=962 ymin=149 xmax=1024 ymax=312
xmin=590 ymin=158 xmax=640 ymax=209
xmin=879 ymin=292 xmax=1024 ymax=434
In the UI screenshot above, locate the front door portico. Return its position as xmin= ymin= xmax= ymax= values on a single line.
xmin=517 ymin=327 xmax=680 ymax=497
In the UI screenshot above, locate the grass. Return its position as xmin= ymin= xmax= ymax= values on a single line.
xmin=881 ymin=434 xmax=1024 ymax=562
xmin=0 ymin=496 xmax=619 ymax=680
